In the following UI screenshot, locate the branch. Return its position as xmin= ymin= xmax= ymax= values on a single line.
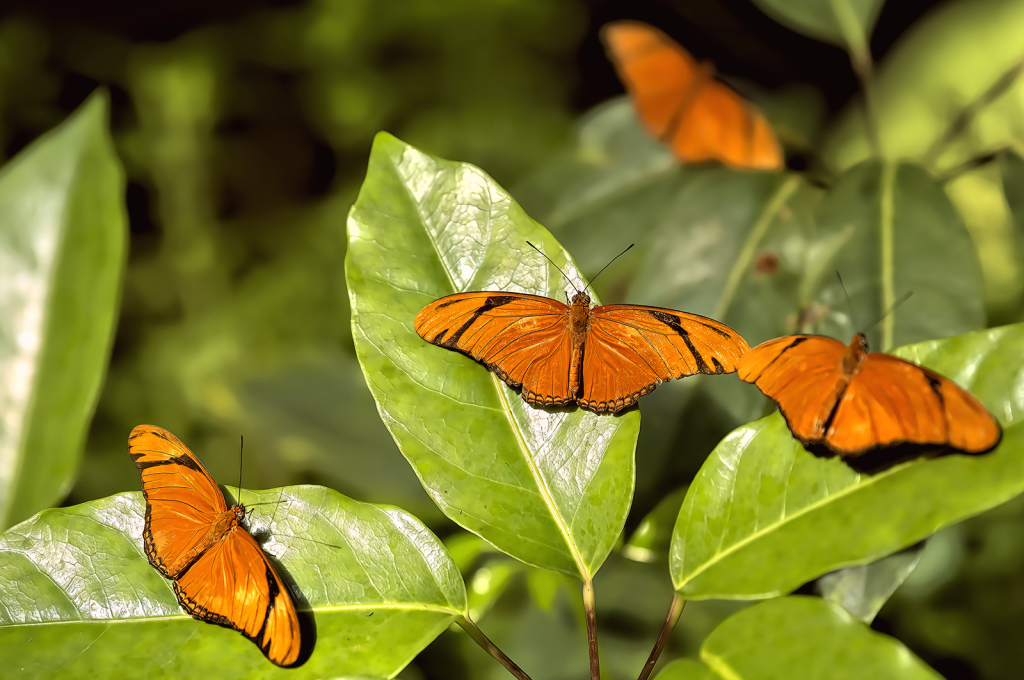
xmin=458 ymin=616 xmax=533 ymax=680
xmin=583 ymin=578 xmax=600 ymax=680
xmin=637 ymin=593 xmax=686 ymax=680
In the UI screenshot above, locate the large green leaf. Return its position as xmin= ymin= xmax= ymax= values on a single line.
xmin=653 ymin=597 xmax=940 ymax=680
xmin=805 ymin=160 xmax=984 ymax=351
xmin=0 ymin=487 xmax=466 ymax=678
xmin=628 ymin=170 xmax=816 ymax=425
xmin=346 ymin=133 xmax=639 ymax=579
xmin=750 ymin=0 xmax=885 ymax=49
xmin=670 ymin=324 xmax=1024 ymax=599
xmin=0 ymin=91 xmax=126 ymax=529
xmin=822 ymin=0 xmax=1024 ymax=172
xmin=513 ymin=98 xmax=685 ymax=295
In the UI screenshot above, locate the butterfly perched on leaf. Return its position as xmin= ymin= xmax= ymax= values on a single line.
xmin=601 ymin=20 xmax=783 ymax=170
xmin=738 ymin=334 xmax=1002 ymax=469
xmin=415 ymin=280 xmax=749 ymax=413
xmin=128 ymin=425 xmax=302 ymax=667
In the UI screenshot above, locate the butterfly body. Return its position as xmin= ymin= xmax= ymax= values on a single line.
xmin=129 ymin=425 xmax=301 ymax=667
xmin=738 ymin=333 xmax=1001 ymax=458
xmin=415 ymin=289 xmax=748 ymax=413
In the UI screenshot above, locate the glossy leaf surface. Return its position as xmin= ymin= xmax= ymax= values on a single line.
xmin=346 ymin=133 xmax=640 ymax=579
xmin=671 ymin=324 xmax=1024 ymax=599
xmin=816 ymin=543 xmax=924 ymax=622
xmin=654 ymin=597 xmax=940 ymax=679
xmin=0 ymin=487 xmax=466 ymax=679
xmin=0 ymin=92 xmax=126 ymax=529
xmin=806 ymin=160 xmax=984 ymax=351
xmin=751 ymin=0 xmax=885 ymax=48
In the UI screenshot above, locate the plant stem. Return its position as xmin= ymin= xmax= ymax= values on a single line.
xmin=828 ymin=0 xmax=881 ymax=158
xmin=458 ymin=616 xmax=533 ymax=680
xmin=637 ymin=594 xmax=686 ymax=680
xmin=583 ymin=578 xmax=600 ymax=680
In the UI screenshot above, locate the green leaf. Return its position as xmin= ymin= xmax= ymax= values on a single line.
xmin=670 ymin=323 xmax=1024 ymax=599
xmin=1001 ymin=150 xmax=1024 ymax=236
xmin=346 ymin=132 xmax=640 ymax=579
xmin=628 ymin=170 xmax=815 ymax=424
xmin=655 ymin=597 xmax=940 ymax=679
xmin=0 ymin=487 xmax=466 ymax=678
xmin=822 ymin=0 xmax=1024 ymax=172
xmin=513 ymin=98 xmax=685 ymax=293
xmin=815 ymin=543 xmax=924 ymax=622
xmin=805 ymin=160 xmax=984 ymax=351
xmin=0 ymin=91 xmax=126 ymax=529
xmin=622 ymin=486 xmax=687 ymax=563
xmin=750 ymin=0 xmax=885 ymax=48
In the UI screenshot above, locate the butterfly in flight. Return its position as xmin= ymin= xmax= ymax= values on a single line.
xmin=601 ymin=20 xmax=783 ymax=170
xmin=738 ymin=333 xmax=1002 ymax=467
xmin=128 ymin=425 xmax=301 ymax=666
xmin=414 ymin=244 xmax=749 ymax=413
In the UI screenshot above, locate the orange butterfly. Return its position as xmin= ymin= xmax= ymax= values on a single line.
xmin=129 ymin=425 xmax=301 ymax=667
xmin=415 ymin=284 xmax=749 ymax=413
xmin=738 ymin=334 xmax=1002 ymax=463
xmin=601 ymin=20 xmax=783 ymax=170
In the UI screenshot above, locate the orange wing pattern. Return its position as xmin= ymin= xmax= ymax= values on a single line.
xmin=581 ymin=305 xmax=750 ymax=412
xmin=414 ymin=292 xmax=576 ymax=407
xmin=128 ymin=425 xmax=301 ymax=667
xmin=738 ymin=336 xmax=1003 ymax=459
xmin=601 ymin=20 xmax=783 ymax=170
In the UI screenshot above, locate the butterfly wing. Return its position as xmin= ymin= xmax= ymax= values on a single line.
xmin=601 ymin=20 xmax=782 ymax=170
xmin=173 ymin=526 xmax=301 ymax=667
xmin=581 ymin=305 xmax=750 ymax=412
xmin=737 ymin=335 xmax=850 ymax=444
xmin=128 ymin=424 xmax=228 ymax=578
xmin=826 ymin=353 xmax=1002 ymax=456
xmin=415 ymin=292 xmax=576 ymax=406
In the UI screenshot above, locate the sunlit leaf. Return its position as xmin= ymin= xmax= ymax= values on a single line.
xmin=654 ymin=597 xmax=940 ymax=679
xmin=750 ymin=0 xmax=885 ymax=48
xmin=805 ymin=160 xmax=984 ymax=351
xmin=671 ymin=324 xmax=1024 ymax=599
xmin=346 ymin=132 xmax=639 ymax=579
xmin=0 ymin=91 xmax=126 ymax=529
xmin=0 ymin=487 xmax=466 ymax=678
xmin=815 ymin=543 xmax=924 ymax=622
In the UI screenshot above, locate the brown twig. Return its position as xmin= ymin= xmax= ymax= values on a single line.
xmin=583 ymin=578 xmax=600 ymax=680
xmin=637 ymin=594 xmax=686 ymax=680
xmin=458 ymin=617 xmax=533 ymax=680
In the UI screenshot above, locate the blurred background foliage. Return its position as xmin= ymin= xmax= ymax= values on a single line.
xmin=2 ymin=0 xmax=1024 ymax=678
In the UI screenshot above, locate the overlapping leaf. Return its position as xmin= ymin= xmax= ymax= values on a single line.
xmin=653 ymin=597 xmax=940 ymax=679
xmin=346 ymin=133 xmax=639 ymax=579
xmin=805 ymin=160 xmax=984 ymax=351
xmin=0 ymin=487 xmax=466 ymax=679
xmin=0 ymin=91 xmax=126 ymax=529
xmin=750 ymin=0 xmax=885 ymax=49
xmin=670 ymin=324 xmax=1024 ymax=599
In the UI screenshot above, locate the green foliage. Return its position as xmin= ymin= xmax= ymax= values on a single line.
xmin=654 ymin=597 xmax=940 ymax=679
xmin=346 ymin=133 xmax=639 ymax=579
xmin=750 ymin=0 xmax=885 ymax=49
xmin=671 ymin=324 xmax=1024 ymax=599
xmin=0 ymin=487 xmax=465 ymax=679
xmin=0 ymin=92 xmax=125 ymax=529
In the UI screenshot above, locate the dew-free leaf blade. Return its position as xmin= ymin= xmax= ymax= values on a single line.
xmin=697 ymin=597 xmax=940 ymax=679
xmin=815 ymin=543 xmax=924 ymax=622
xmin=346 ymin=133 xmax=639 ymax=579
xmin=670 ymin=324 xmax=1024 ymax=599
xmin=750 ymin=0 xmax=885 ymax=49
xmin=0 ymin=91 xmax=126 ymax=529
xmin=0 ymin=487 xmax=466 ymax=679
xmin=805 ymin=160 xmax=984 ymax=351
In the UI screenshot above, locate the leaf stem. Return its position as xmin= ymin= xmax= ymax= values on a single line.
xmin=637 ymin=593 xmax=686 ymax=680
xmin=583 ymin=578 xmax=600 ymax=680
xmin=829 ymin=0 xmax=882 ymax=158
xmin=458 ymin=616 xmax=533 ymax=680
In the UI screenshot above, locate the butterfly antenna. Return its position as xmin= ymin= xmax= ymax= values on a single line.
xmin=237 ymin=435 xmax=244 ymax=505
xmin=863 ymin=291 xmax=914 ymax=333
xmin=526 ymin=241 xmax=580 ymax=294
xmin=584 ymin=243 xmax=634 ymax=294
xmin=835 ymin=271 xmax=860 ymax=330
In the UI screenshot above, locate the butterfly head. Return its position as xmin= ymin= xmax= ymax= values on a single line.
xmin=232 ymin=505 xmax=246 ymax=523
xmin=571 ymin=291 xmax=591 ymax=307
xmin=843 ymin=333 xmax=869 ymax=374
